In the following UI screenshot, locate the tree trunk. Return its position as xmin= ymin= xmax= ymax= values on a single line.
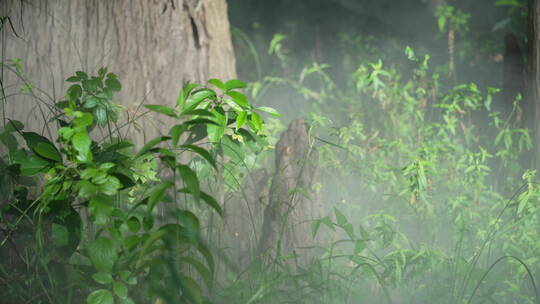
xmin=257 ymin=119 xmax=325 ymax=265
xmin=0 ymin=0 xmax=236 ymax=144
xmin=527 ymin=0 xmax=540 ymax=169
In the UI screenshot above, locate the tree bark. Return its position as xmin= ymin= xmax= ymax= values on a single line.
xmin=257 ymin=119 xmax=325 ymax=265
xmin=0 ymin=0 xmax=236 ymax=144
xmin=527 ymin=0 xmax=540 ymax=169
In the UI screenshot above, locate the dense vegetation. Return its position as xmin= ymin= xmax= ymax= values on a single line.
xmin=3 ymin=1 xmax=540 ymax=303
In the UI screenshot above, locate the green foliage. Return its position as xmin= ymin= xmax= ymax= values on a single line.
xmin=0 ymin=67 xmax=275 ymax=303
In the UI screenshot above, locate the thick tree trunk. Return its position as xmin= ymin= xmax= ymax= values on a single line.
xmin=0 ymin=0 xmax=236 ymax=143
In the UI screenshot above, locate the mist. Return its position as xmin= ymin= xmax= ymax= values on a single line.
xmin=1 ymin=0 xmax=539 ymax=303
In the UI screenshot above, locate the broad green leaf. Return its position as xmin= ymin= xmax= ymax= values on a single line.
xmin=126 ymin=217 xmax=141 ymax=233
xmin=113 ymin=281 xmax=128 ymax=299
xmin=87 ymin=289 xmax=114 ymax=304
xmin=179 ymin=257 xmax=213 ymax=289
xmin=354 ymin=240 xmax=366 ymax=254
xmin=256 ymin=106 xmax=281 ymax=117
xmin=334 ymin=207 xmax=347 ymax=226
xmin=136 ymin=230 xmax=166 ymax=268
xmin=182 ymin=275 xmax=204 ymax=304
xmin=250 ymin=112 xmax=263 ymax=132
xmin=34 ymin=142 xmax=62 ymax=162
xmin=51 ymin=223 xmax=69 ymax=247
xmin=225 ymin=79 xmax=247 ymax=91
xmin=98 ymin=67 xmax=108 ymax=78
xmin=94 ymin=107 xmax=107 ymax=126
xmin=169 ymin=124 xmax=188 ymax=146
xmin=178 ymin=188 xmax=223 ymax=216
xmin=105 ymin=77 xmax=122 ymax=92
xmin=236 ymin=111 xmax=247 ymax=130
xmin=22 ymin=132 xmax=54 ymax=150
xmin=178 ymin=164 xmax=200 ymax=204
xmin=75 ymin=71 xmax=89 ymax=80
xmin=84 ymin=95 xmax=98 ymax=109
xmin=73 ymin=112 xmax=94 ymax=128
xmin=224 ymin=98 xmax=244 ymax=112
xmin=66 ymin=76 xmax=80 ymax=82
xmin=181 ymin=109 xmax=215 ymax=117
xmin=13 ymin=150 xmax=50 ymax=176
xmin=4 ymin=119 xmax=23 ymax=132
xmin=88 ymin=237 xmax=117 ymax=273
xmin=89 ymin=195 xmax=114 ymax=225
xmin=225 ymin=91 xmax=249 ymax=107
xmin=92 ymin=272 xmax=114 ymax=285
xmin=181 ymin=89 xmax=215 ymax=114
xmin=136 ymin=136 xmax=170 ymax=157
xmin=148 ymin=182 xmax=173 ymax=212
xmin=208 ymin=78 xmax=225 ymax=90
xmin=144 ymin=104 xmax=177 ymax=118
xmin=180 ymin=144 xmax=216 ymax=169
xmin=73 ymin=131 xmax=92 ymax=162
xmin=67 ymin=84 xmax=82 ymax=101
xmin=177 ymin=83 xmax=199 ymax=108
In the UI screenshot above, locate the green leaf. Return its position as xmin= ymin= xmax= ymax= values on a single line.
xmin=4 ymin=119 xmax=23 ymax=132
xmin=13 ymin=150 xmax=50 ymax=175
xmin=22 ymin=132 xmax=54 ymax=150
xmin=92 ymin=272 xmax=114 ymax=285
xmin=98 ymin=67 xmax=108 ymax=78
xmin=334 ymin=207 xmax=347 ymax=226
xmin=250 ymin=112 xmax=263 ymax=132
xmin=105 ymin=77 xmax=122 ymax=92
xmin=66 ymin=76 xmax=80 ymax=82
xmin=225 ymin=79 xmax=247 ymax=91
xmin=88 ymin=237 xmax=117 ymax=273
xmin=34 ymin=142 xmax=62 ymax=162
xmin=148 ymin=182 xmax=173 ymax=212
xmin=236 ymin=111 xmax=247 ymax=130
xmin=68 ymin=84 xmax=82 ymax=101
xmin=73 ymin=131 xmax=92 ymax=162
xmin=89 ymin=195 xmax=114 ymax=225
xmin=354 ymin=240 xmax=366 ymax=254
xmin=178 ymin=164 xmax=200 ymax=204
xmin=178 ymin=188 xmax=223 ymax=216
xmin=136 ymin=136 xmax=170 ymax=157
xmin=311 ymin=219 xmax=322 ymax=238
xmin=181 ymin=89 xmax=215 ymax=114
xmin=225 ymin=91 xmax=249 ymax=107
xmin=87 ymin=289 xmax=114 ymax=304
xmin=180 ymin=256 xmax=213 ymax=289
xmin=177 ymin=83 xmax=199 ymax=108
xmin=169 ymin=124 xmax=188 ymax=146
xmin=125 ymin=217 xmax=141 ymax=233
xmin=144 ymin=104 xmax=177 ymax=118
xmin=52 ymin=223 xmax=69 ymax=247
xmin=113 ymin=281 xmax=128 ymax=299
xmin=224 ymin=98 xmax=244 ymax=112
xmin=208 ymin=78 xmax=225 ymax=90
xmin=256 ymin=106 xmax=281 ymax=117
xmin=76 ymin=71 xmax=89 ymax=80
xmin=180 ymin=145 xmax=216 ymax=169
xmin=94 ymin=107 xmax=107 ymax=126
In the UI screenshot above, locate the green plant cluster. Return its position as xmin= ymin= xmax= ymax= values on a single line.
xmin=0 ymin=65 xmax=277 ymax=304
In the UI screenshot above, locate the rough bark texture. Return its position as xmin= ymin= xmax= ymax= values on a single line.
xmin=0 ymin=0 xmax=236 ymax=144
xmin=257 ymin=119 xmax=324 ymax=264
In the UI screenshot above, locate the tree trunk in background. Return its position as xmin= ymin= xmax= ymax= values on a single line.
xmin=0 ymin=0 xmax=236 ymax=144
xmin=257 ymin=119 xmax=325 ymax=265
xmin=527 ymin=0 xmax=540 ymax=169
